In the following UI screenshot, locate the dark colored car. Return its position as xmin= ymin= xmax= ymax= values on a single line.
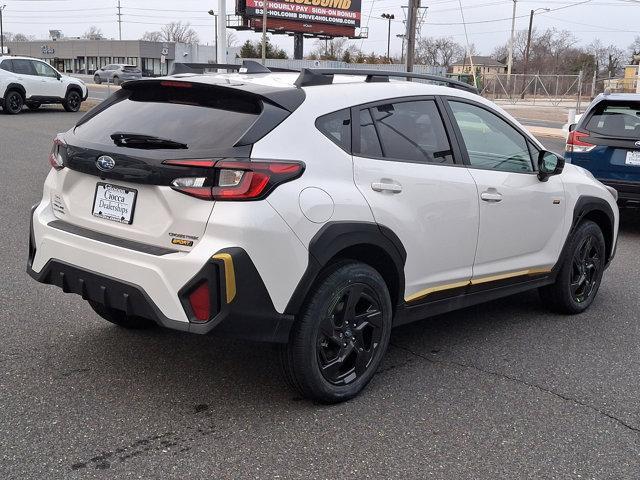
xmin=566 ymin=93 xmax=640 ymax=205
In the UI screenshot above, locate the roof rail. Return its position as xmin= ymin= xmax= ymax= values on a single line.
xmin=169 ymin=60 xmax=296 ymax=75
xmin=294 ymin=68 xmax=479 ymax=94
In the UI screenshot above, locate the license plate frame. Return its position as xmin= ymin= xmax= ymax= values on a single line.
xmin=92 ymin=182 xmax=138 ymax=225
xmin=625 ymin=150 xmax=640 ymax=166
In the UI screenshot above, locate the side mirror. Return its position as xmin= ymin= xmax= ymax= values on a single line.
xmin=538 ymin=151 xmax=565 ymax=182
xmin=56 ymin=72 xmax=62 ymax=80
xmin=568 ymin=123 xmax=577 ymax=133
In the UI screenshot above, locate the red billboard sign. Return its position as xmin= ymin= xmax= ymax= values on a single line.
xmin=240 ymin=0 xmax=361 ymax=28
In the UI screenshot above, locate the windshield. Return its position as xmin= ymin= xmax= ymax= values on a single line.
xmin=585 ymin=101 xmax=640 ymax=139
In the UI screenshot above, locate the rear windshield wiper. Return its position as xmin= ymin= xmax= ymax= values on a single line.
xmin=111 ymin=132 xmax=188 ymax=149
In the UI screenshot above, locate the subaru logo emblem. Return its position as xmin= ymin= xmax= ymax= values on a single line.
xmin=96 ymin=155 xmax=115 ymax=172
xmin=635 ymin=141 xmax=640 ymax=148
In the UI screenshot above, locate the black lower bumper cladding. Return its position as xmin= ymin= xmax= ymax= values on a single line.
xmin=27 ymin=209 xmax=294 ymax=342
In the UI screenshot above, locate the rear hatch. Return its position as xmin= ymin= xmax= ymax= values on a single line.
xmin=122 ymin=65 xmax=140 ymax=73
xmin=570 ymin=99 xmax=640 ymax=183
xmin=53 ymin=78 xmax=295 ymax=252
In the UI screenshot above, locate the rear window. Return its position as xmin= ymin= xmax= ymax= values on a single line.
xmin=0 ymin=59 xmax=12 ymax=72
xmin=585 ymin=101 xmax=640 ymax=139
xmin=122 ymin=65 xmax=139 ymax=71
xmin=73 ymin=84 xmax=262 ymax=152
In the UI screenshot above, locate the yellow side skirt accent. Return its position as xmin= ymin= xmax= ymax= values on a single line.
xmin=405 ymin=267 xmax=553 ymax=303
xmin=212 ymin=253 xmax=236 ymax=303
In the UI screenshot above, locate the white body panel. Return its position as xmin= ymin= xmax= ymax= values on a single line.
xmin=468 ymin=170 xmax=566 ymax=277
xmin=353 ymin=157 xmax=479 ymax=299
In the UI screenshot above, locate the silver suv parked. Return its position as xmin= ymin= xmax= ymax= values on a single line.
xmin=93 ymin=64 xmax=142 ymax=85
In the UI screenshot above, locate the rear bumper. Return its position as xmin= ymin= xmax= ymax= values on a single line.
xmin=598 ymin=179 xmax=640 ymax=202
xmin=27 ymin=203 xmax=294 ymax=343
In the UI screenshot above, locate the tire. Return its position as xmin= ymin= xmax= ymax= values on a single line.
xmin=63 ymin=90 xmax=82 ymax=112
xmin=112 ymin=76 xmax=120 ymax=86
xmin=281 ymin=261 xmax=393 ymax=403
xmin=3 ymin=90 xmax=24 ymax=114
xmin=88 ymin=301 xmax=156 ymax=329
xmin=539 ymin=220 xmax=606 ymax=314
xmin=93 ymin=74 xmax=101 ymax=84
xmin=27 ymin=102 xmax=41 ymax=111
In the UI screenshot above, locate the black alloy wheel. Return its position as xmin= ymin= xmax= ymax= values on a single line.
xmin=539 ymin=220 xmax=605 ymax=314
xmin=63 ymin=91 xmax=81 ymax=112
xmin=93 ymin=74 xmax=102 ymax=84
xmin=282 ymin=261 xmax=392 ymax=403
xmin=317 ymin=283 xmax=384 ymax=386
xmin=4 ymin=91 xmax=23 ymax=114
xmin=570 ymin=235 xmax=601 ymax=304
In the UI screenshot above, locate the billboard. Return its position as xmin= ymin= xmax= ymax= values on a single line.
xmin=239 ymin=0 xmax=361 ymax=28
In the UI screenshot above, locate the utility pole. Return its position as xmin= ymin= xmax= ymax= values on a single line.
xmin=217 ymin=0 xmax=226 ymax=65
xmin=405 ymin=0 xmax=420 ymax=73
xmin=208 ymin=10 xmax=218 ymax=63
xmin=381 ymin=13 xmax=394 ymax=62
xmin=117 ymin=1 xmax=122 ymax=40
xmin=261 ymin=0 xmax=268 ymax=64
xmin=521 ymin=7 xmax=548 ymax=98
xmin=397 ymin=34 xmax=405 ymax=64
xmin=0 ymin=5 xmax=5 ymax=56
xmin=507 ymin=0 xmax=517 ymax=79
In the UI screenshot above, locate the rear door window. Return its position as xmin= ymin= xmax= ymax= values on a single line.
xmin=358 ymin=109 xmax=383 ymax=157
xmin=73 ymin=84 xmax=263 ymax=153
xmin=585 ymin=101 xmax=640 ymax=139
xmin=11 ymin=59 xmax=36 ymax=76
xmin=316 ymin=109 xmax=351 ymax=152
xmin=370 ymin=100 xmax=454 ymax=164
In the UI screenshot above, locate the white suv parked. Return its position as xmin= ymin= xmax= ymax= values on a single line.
xmin=28 ymin=63 xmax=619 ymax=403
xmin=0 ymin=56 xmax=87 ymax=114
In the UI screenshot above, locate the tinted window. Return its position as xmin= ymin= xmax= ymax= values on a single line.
xmin=32 ymin=61 xmax=58 ymax=78
xmin=371 ymin=100 xmax=454 ymax=164
xmin=0 ymin=59 xmax=12 ymax=72
xmin=12 ymin=59 xmax=36 ymax=75
xmin=585 ymin=101 xmax=640 ymax=139
xmin=316 ymin=109 xmax=351 ymax=152
xmin=359 ymin=108 xmax=382 ymax=157
xmin=74 ymin=84 xmax=262 ymax=153
xmin=449 ymin=101 xmax=533 ymax=173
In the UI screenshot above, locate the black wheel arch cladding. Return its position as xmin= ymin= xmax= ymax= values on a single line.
xmin=285 ymin=221 xmax=407 ymax=315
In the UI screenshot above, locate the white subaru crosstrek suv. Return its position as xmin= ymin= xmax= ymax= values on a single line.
xmin=0 ymin=55 xmax=87 ymax=114
xmin=28 ymin=62 xmax=619 ymax=403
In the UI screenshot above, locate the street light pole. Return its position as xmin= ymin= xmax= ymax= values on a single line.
xmin=507 ymin=0 xmax=517 ymax=79
xmin=0 ymin=5 xmax=6 ymax=56
xmin=381 ymin=13 xmax=395 ymax=63
xmin=261 ymin=0 xmax=268 ymax=64
xmin=208 ymin=10 xmax=218 ymax=63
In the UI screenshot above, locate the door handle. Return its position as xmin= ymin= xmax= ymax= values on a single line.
xmin=371 ymin=182 xmax=402 ymax=193
xmin=480 ymin=190 xmax=503 ymax=202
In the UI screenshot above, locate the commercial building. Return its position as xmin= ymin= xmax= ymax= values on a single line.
xmin=4 ymin=39 xmax=177 ymax=76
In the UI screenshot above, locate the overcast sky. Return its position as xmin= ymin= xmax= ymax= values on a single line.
xmin=2 ymin=0 xmax=639 ymax=58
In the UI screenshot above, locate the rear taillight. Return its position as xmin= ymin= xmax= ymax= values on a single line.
xmin=164 ymin=159 xmax=304 ymax=201
xmin=566 ymin=131 xmax=596 ymax=153
xmin=48 ymin=136 xmax=66 ymax=170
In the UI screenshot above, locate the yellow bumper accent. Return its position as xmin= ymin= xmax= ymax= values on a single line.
xmin=212 ymin=253 xmax=236 ymax=303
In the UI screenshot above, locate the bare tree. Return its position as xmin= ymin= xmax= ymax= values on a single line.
xmin=309 ymin=38 xmax=358 ymax=61
xmin=227 ymin=31 xmax=238 ymax=48
xmin=13 ymin=33 xmax=30 ymax=42
xmin=83 ymin=26 xmax=104 ymax=40
xmin=416 ymin=36 xmax=463 ymax=67
xmin=628 ymin=36 xmax=640 ymax=65
xmin=1 ymin=32 xmax=14 ymax=43
xmin=141 ymin=31 xmax=163 ymax=42
xmin=160 ymin=22 xmax=199 ymax=45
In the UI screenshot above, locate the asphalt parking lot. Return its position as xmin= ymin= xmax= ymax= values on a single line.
xmin=1 ymin=109 xmax=640 ymax=479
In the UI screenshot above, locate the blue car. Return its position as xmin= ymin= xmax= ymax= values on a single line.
xmin=566 ymin=93 xmax=640 ymax=205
